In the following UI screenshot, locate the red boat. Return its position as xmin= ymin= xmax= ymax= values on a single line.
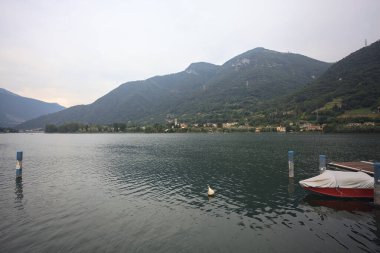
xmin=299 ymin=170 xmax=374 ymax=198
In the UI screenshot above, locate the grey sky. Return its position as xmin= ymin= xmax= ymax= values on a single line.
xmin=0 ymin=0 xmax=379 ymax=107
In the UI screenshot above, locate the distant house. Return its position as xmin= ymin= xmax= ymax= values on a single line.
xmin=300 ymin=123 xmax=323 ymax=131
xmin=276 ymin=126 xmax=286 ymax=132
xmin=180 ymin=123 xmax=188 ymax=129
xmin=205 ymin=123 xmax=217 ymax=128
xmin=347 ymin=122 xmax=374 ymax=127
xmin=347 ymin=123 xmax=362 ymax=127
xmin=222 ymin=122 xmax=238 ymax=128
xmin=308 ymin=125 xmax=323 ymax=131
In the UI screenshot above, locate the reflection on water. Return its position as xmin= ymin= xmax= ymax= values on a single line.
xmin=374 ymin=210 xmax=380 ymax=246
xmin=302 ymin=194 xmax=374 ymax=213
xmin=15 ymin=178 xmax=23 ymax=201
xmin=0 ymin=133 xmax=379 ymax=252
xmin=288 ymin=177 xmax=295 ymax=194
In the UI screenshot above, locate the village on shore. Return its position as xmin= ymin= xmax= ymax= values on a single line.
xmin=2 ymin=116 xmax=376 ymax=134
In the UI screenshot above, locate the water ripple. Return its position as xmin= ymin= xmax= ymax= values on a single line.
xmin=0 ymin=133 xmax=380 ymax=252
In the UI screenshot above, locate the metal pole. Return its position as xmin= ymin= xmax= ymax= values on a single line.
xmin=288 ymin=151 xmax=294 ymax=178
xmin=16 ymin=151 xmax=23 ymax=178
xmin=374 ymin=163 xmax=380 ymax=205
xmin=319 ymin=155 xmax=326 ymax=174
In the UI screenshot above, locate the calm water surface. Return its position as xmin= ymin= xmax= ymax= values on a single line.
xmin=0 ymin=133 xmax=380 ymax=252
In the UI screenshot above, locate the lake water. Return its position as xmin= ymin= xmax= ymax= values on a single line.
xmin=0 ymin=133 xmax=380 ymax=252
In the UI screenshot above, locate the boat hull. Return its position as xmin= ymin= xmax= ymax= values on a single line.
xmin=302 ymin=186 xmax=373 ymax=198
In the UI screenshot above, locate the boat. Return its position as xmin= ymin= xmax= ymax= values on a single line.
xmin=299 ymin=170 xmax=374 ymax=198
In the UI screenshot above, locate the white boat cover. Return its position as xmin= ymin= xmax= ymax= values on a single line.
xmin=299 ymin=170 xmax=373 ymax=189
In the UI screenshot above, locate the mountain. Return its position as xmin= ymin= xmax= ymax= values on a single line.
xmin=174 ymin=48 xmax=330 ymax=122
xmin=18 ymin=48 xmax=331 ymax=129
xmin=275 ymin=40 xmax=380 ymax=123
xmin=0 ymin=88 xmax=65 ymax=127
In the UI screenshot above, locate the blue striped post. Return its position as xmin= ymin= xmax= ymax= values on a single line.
xmin=319 ymin=155 xmax=326 ymax=174
xmin=374 ymin=163 xmax=380 ymax=205
xmin=288 ymin=151 xmax=294 ymax=178
xmin=16 ymin=151 xmax=23 ymax=178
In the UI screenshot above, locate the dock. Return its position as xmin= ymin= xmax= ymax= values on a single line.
xmin=327 ymin=161 xmax=375 ymax=175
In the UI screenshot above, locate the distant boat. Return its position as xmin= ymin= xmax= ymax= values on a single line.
xmin=299 ymin=170 xmax=374 ymax=198
xmin=208 ymin=185 xmax=215 ymax=196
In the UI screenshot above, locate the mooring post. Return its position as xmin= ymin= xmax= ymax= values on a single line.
xmin=16 ymin=151 xmax=23 ymax=178
xmin=374 ymin=163 xmax=380 ymax=205
xmin=288 ymin=151 xmax=294 ymax=178
xmin=319 ymin=155 xmax=326 ymax=174
xmin=288 ymin=177 xmax=294 ymax=194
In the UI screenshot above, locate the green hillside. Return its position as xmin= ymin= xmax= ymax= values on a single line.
xmin=273 ymin=40 xmax=380 ymax=125
xmin=292 ymin=40 xmax=380 ymax=113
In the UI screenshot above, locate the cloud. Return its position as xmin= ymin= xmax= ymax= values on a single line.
xmin=0 ymin=0 xmax=379 ymax=106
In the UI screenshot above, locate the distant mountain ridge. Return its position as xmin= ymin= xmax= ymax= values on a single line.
xmin=0 ymin=88 xmax=18 ymax=96
xmin=0 ymin=88 xmax=65 ymax=127
xmin=18 ymin=47 xmax=332 ymax=129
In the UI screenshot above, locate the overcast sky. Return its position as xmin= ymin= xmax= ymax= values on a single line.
xmin=0 ymin=0 xmax=379 ymax=107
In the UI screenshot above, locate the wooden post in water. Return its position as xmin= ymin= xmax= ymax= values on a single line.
xmin=374 ymin=163 xmax=380 ymax=205
xmin=16 ymin=151 xmax=23 ymax=178
xmin=288 ymin=151 xmax=294 ymax=178
xmin=319 ymin=155 xmax=326 ymax=174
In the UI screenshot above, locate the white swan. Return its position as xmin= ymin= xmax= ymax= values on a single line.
xmin=208 ymin=185 xmax=215 ymax=196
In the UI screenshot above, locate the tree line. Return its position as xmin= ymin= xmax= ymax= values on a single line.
xmin=0 ymin=127 xmax=18 ymax=133
xmin=44 ymin=122 xmax=259 ymax=133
